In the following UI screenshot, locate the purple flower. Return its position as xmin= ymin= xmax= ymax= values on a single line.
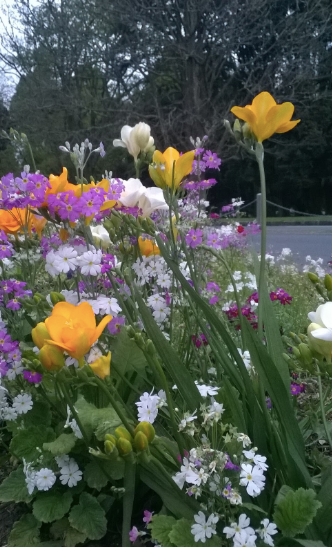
xmin=190 ymin=159 xmax=207 ymax=175
xmin=108 ymin=316 xmax=125 ymax=335
xmin=207 ymin=233 xmax=221 ymax=249
xmin=57 ymin=192 xmax=81 ymax=222
xmin=23 ymin=370 xmax=43 ymax=383
xmin=78 ymin=189 xmax=104 ymax=217
xmin=203 ymin=150 xmax=222 ymax=170
xmin=209 ymin=295 xmax=219 ymax=305
xmin=185 ymin=228 xmax=203 ymax=248
xmin=129 ymin=526 xmax=138 ymax=543
xmin=266 ymin=397 xmax=272 ymax=409
xmin=224 ymin=454 xmax=240 ymax=471
xmin=197 ymin=178 xmax=217 ymax=189
xmin=222 ymin=482 xmax=232 ymax=498
xmin=221 ymin=204 xmax=233 ymax=213
xmin=195 ymin=147 xmax=205 ymax=155
xmin=206 ymin=282 xmax=220 ymax=292
xmin=0 ymin=244 xmax=13 ymax=259
xmin=0 ymin=330 xmax=14 ymax=352
xmin=6 ymin=298 xmax=21 ymax=311
xmin=143 ymin=510 xmax=153 ymax=524
xmin=99 ymin=142 xmax=106 ymax=157
xmin=0 ymin=361 xmax=8 ymax=376
xmin=291 ymin=382 xmax=306 ymax=395
xmin=183 ymin=180 xmax=199 ymax=191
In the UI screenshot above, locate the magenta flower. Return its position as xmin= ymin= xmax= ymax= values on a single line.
xmin=190 ymin=159 xmax=207 ymax=175
xmin=143 ymin=510 xmax=153 ymax=524
xmin=209 ymin=295 xmax=219 ymax=305
xmin=108 ymin=316 xmax=125 ymax=335
xmin=185 ymin=228 xmax=203 ymax=248
xmin=203 ymin=150 xmax=222 ymax=170
xmin=129 ymin=526 xmax=138 ymax=543
xmin=57 ymin=192 xmax=80 ymax=221
xmin=23 ymin=371 xmax=43 ymax=383
xmin=206 ymin=282 xmax=220 ymax=292
xmin=210 ymin=212 xmax=220 ymax=219
xmin=79 ymin=189 xmax=104 ymax=216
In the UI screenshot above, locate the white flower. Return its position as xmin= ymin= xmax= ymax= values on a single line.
xmin=60 ymin=458 xmax=83 ymax=487
xmin=152 ymin=306 xmax=170 ymax=323
xmin=53 ymin=246 xmax=78 ymax=274
xmin=223 ymin=514 xmax=255 ymax=539
xmin=3 ymin=406 xmax=18 ymax=421
xmin=6 ymin=362 xmax=24 ymax=380
xmin=191 ymin=511 xmax=219 ymax=543
xmin=195 ymin=383 xmax=219 ymax=397
xmin=12 ymin=393 xmax=33 ymax=414
xmin=23 ymin=460 xmax=36 ymax=495
xmin=243 ymin=450 xmax=268 ymax=471
xmin=238 ymin=349 xmax=251 ymax=371
xmin=178 ymin=411 xmax=197 ymax=433
xmin=35 ymin=468 xmax=56 ymax=491
xmin=240 ymin=463 xmax=266 ymax=497
xmin=233 ymin=530 xmax=257 ymax=547
xmin=147 ymin=294 xmax=166 ymax=310
xmin=45 ymin=250 xmax=59 ymax=277
xmin=237 ymin=433 xmax=251 ymax=448
xmin=138 ymin=187 xmax=168 ymax=218
xmin=229 ymin=489 xmax=242 ymax=505
xmin=136 ymin=390 xmax=161 ymax=424
xmin=65 ymin=406 xmax=83 ymax=439
xmin=157 ymin=273 xmax=172 ymax=289
xmin=79 ymin=249 xmax=102 ymax=276
xmin=96 ymin=295 xmax=121 ymax=315
xmin=90 ymin=225 xmax=111 ymax=248
xmin=119 ymin=177 xmax=146 ymax=206
xmin=257 ymin=519 xmax=278 ymax=546
xmin=55 ymin=454 xmax=70 ymax=468
xmin=113 ymin=123 xmax=154 ymax=159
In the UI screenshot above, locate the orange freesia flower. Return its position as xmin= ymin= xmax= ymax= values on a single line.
xmin=149 ymin=147 xmax=195 ymax=190
xmin=231 ymin=91 xmax=300 ymax=142
xmin=0 ymin=208 xmax=33 ymax=234
xmin=44 ymin=167 xmax=77 ymax=205
xmin=31 ymin=215 xmax=47 ymax=238
xmin=44 ymin=301 xmax=112 ymax=360
xmin=90 ymin=351 xmax=111 ymax=379
xmin=138 ymin=236 xmax=160 ymax=257
xmin=73 ymin=178 xmax=110 ymax=198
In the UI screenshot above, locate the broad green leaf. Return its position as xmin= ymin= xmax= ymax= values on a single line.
xmin=75 ymin=397 xmax=121 ymax=440
xmin=33 ymin=490 xmax=73 ymax=523
xmin=169 ymin=518 xmax=222 ymax=547
xmin=64 ymin=526 xmax=87 ymax=547
xmin=148 ymin=515 xmax=176 ymax=547
xmin=0 ymin=466 xmax=32 ymax=503
xmin=275 ymin=485 xmax=294 ymax=506
xmin=97 ymin=493 xmax=115 ymax=513
xmin=133 ymin=286 xmax=202 ymax=411
xmin=69 ymin=492 xmax=107 ymax=540
xmin=273 ymin=487 xmax=322 ymax=537
xmin=112 ymin=328 xmax=148 ymax=373
xmin=84 ymin=461 xmax=109 ymax=489
xmin=24 ymin=400 xmax=52 ymax=428
xmin=140 ymin=460 xmax=199 ymax=519
xmin=294 ymin=541 xmax=326 ymax=547
xmin=316 ymin=464 xmax=332 ymax=533
xmin=50 ymin=517 xmax=87 ymax=547
xmin=10 ymin=425 xmax=55 ymax=461
xmin=9 ymin=514 xmax=41 ymax=547
xmin=43 ymin=433 xmax=77 ymax=456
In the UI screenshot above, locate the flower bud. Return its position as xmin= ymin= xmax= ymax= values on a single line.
xmin=131 ymin=122 xmax=154 ymax=152
xmin=105 ymin=434 xmax=117 ymax=444
xmin=134 ymin=431 xmax=149 ymax=452
xmin=145 ymin=340 xmax=156 ymax=357
xmin=289 ymin=332 xmax=302 ymax=345
xmin=126 ymin=326 xmax=136 ymax=339
xmin=50 ymin=292 xmax=65 ymax=305
xmin=233 ymin=119 xmax=242 ymax=142
xmin=134 ymin=332 xmax=145 ymax=350
xmin=39 ymin=344 xmax=65 ymax=371
xmin=134 ymin=422 xmax=155 ymax=443
xmin=308 ymin=322 xmax=332 ymax=362
xmin=32 ymin=322 xmax=51 ymax=349
xmin=324 ymin=274 xmax=332 ymax=291
xmin=59 ymin=228 xmax=70 ymax=242
xmin=33 ymin=294 xmax=42 ymax=304
xmin=89 ymin=352 xmax=111 ymax=379
xmin=223 ymin=120 xmax=232 ymax=132
xmin=115 ymin=427 xmax=133 ymax=442
xmin=307 ymin=272 xmax=319 ymax=284
xmin=298 ymin=343 xmax=312 ymax=366
xmin=292 ymin=347 xmax=301 ymax=358
xmin=116 ymin=437 xmax=133 ymax=456
xmin=104 ymin=439 xmax=118 ymax=456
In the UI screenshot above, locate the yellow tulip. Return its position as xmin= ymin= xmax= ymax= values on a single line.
xmin=44 ymin=301 xmax=112 ymax=360
xmin=149 ymin=147 xmax=195 ymax=190
xmin=89 ymin=351 xmax=111 ymax=379
xmin=138 ymin=236 xmax=160 ymax=257
xmin=39 ymin=344 xmax=65 ymax=371
xmin=231 ymin=91 xmax=300 ymax=142
xmin=32 ymin=322 xmax=51 ymax=349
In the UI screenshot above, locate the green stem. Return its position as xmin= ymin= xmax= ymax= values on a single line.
xmin=60 ymin=382 xmax=90 ymax=445
xmin=256 ymin=142 xmax=267 ymax=339
xmin=122 ymin=462 xmax=136 ymax=547
xmin=92 ymin=374 xmax=136 ymax=436
xmin=317 ymin=368 xmax=332 ymax=449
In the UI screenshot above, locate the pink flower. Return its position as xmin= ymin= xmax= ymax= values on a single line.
xmin=185 ymin=228 xmax=203 ymax=248
xmin=129 ymin=526 xmax=138 ymax=543
xmin=143 ymin=510 xmax=153 ymax=524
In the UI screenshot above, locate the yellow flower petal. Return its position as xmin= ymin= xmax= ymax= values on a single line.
xmin=251 ymin=92 xmax=276 ymax=119
xmin=275 ymin=119 xmax=301 ymax=133
xmin=174 ymin=150 xmax=195 ymax=188
xmin=230 ymin=106 xmax=256 ymax=126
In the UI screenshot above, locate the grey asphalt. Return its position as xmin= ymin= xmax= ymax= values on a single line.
xmin=251 ymin=225 xmax=332 ymax=267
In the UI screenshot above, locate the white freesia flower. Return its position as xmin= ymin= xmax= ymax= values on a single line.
xmin=90 ymin=225 xmax=111 ymax=248
xmin=138 ymin=187 xmax=168 ymax=217
xmin=113 ymin=122 xmax=154 ymax=159
xmin=307 ymin=302 xmax=332 ymax=361
xmin=119 ymin=178 xmax=146 ymax=206
xmin=191 ymin=511 xmax=219 ymax=543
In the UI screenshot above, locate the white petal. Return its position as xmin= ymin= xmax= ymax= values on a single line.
xmin=311 ymin=327 xmax=332 ymax=341
xmin=319 ymin=302 xmax=332 ymax=329
xmin=113 ymin=139 xmax=127 ymax=148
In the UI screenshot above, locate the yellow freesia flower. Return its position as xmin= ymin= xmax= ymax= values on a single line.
xmin=138 ymin=236 xmax=160 ymax=257
xmin=149 ymin=147 xmax=195 ymax=190
xmin=231 ymin=91 xmax=300 ymax=142
xmin=90 ymin=351 xmax=111 ymax=379
xmin=44 ymin=301 xmax=111 ymax=360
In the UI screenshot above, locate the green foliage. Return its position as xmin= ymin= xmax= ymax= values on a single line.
xmin=43 ymin=433 xmax=77 ymax=456
xmin=149 ymin=516 xmax=222 ymax=547
xmin=24 ymin=400 xmax=52 ymax=427
xmin=112 ymin=328 xmax=148 ymax=373
xmin=50 ymin=517 xmax=87 ymax=547
xmin=273 ymin=487 xmax=322 ymax=537
xmin=10 ymin=425 xmax=55 ymax=461
xmin=32 ymin=490 xmax=73 ymax=523
xmin=75 ymin=397 xmax=122 ymax=440
xmin=84 ymin=461 xmax=109 ymax=489
xmin=68 ymin=492 xmax=107 ymax=540
xmin=148 ymin=515 xmax=177 ymax=546
xmin=9 ymin=514 xmax=41 ymax=547
xmin=0 ymin=467 xmax=32 ymax=503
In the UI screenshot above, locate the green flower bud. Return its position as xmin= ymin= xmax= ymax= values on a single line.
xmin=282 ymin=353 xmax=293 ymax=365
xmin=145 ymin=339 xmax=156 ymax=356
xmin=290 ymin=332 xmax=302 ymax=345
xmin=328 ymin=290 xmax=332 ymax=302
xmin=134 ymin=332 xmax=145 ymax=350
xmin=324 ymin=274 xmax=332 ymax=291
xmin=134 ymin=422 xmax=155 ymax=443
xmin=126 ymin=326 xmax=136 ymax=339
xmin=114 ymin=427 xmax=133 ymax=442
xmin=307 ymin=272 xmax=319 ymax=283
xmin=116 ymin=437 xmax=133 ymax=456
xmin=50 ymin=292 xmax=65 ymax=305
xmin=134 ymin=431 xmax=149 ymax=452
xmin=298 ymin=343 xmax=312 ymax=365
xmin=292 ymin=347 xmax=301 ymax=358
xmin=104 ymin=439 xmax=118 ymax=455
xmin=105 ymin=434 xmax=117 ymax=444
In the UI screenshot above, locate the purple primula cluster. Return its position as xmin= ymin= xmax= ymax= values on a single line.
xmin=23 ymin=370 xmax=43 ymax=384
xmin=0 ymin=230 xmax=14 ymax=260
xmin=0 ymin=172 xmax=50 ymax=209
xmin=291 ymin=382 xmax=306 ymax=395
xmin=270 ymin=288 xmax=293 ymax=305
xmin=185 ymin=228 xmax=203 ymax=248
xmin=0 ymin=321 xmax=22 ymax=379
xmin=108 ymin=316 xmax=125 ymax=335
xmin=0 ymin=279 xmax=32 ymax=311
xmin=190 ymin=147 xmax=222 ymax=176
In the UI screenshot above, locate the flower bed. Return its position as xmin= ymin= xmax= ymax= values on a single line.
xmin=0 ymin=94 xmax=331 ymax=547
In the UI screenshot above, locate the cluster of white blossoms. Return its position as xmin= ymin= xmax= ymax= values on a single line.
xmin=45 ymin=245 xmax=104 ymax=277
xmin=0 ymin=389 xmax=33 ymax=422
xmin=23 ymin=454 xmax=82 ymax=495
xmin=237 ymin=348 xmax=252 ymax=371
xmin=303 ymin=255 xmax=325 ymax=278
xmin=135 ymin=389 xmax=167 ymax=424
xmin=225 ymin=270 xmax=257 ymax=294
xmin=60 ymin=290 xmax=121 ymax=316
xmin=223 ymin=513 xmax=278 ymax=547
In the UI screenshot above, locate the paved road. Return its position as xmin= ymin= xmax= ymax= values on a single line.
xmin=251 ymin=225 xmax=332 ymax=267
